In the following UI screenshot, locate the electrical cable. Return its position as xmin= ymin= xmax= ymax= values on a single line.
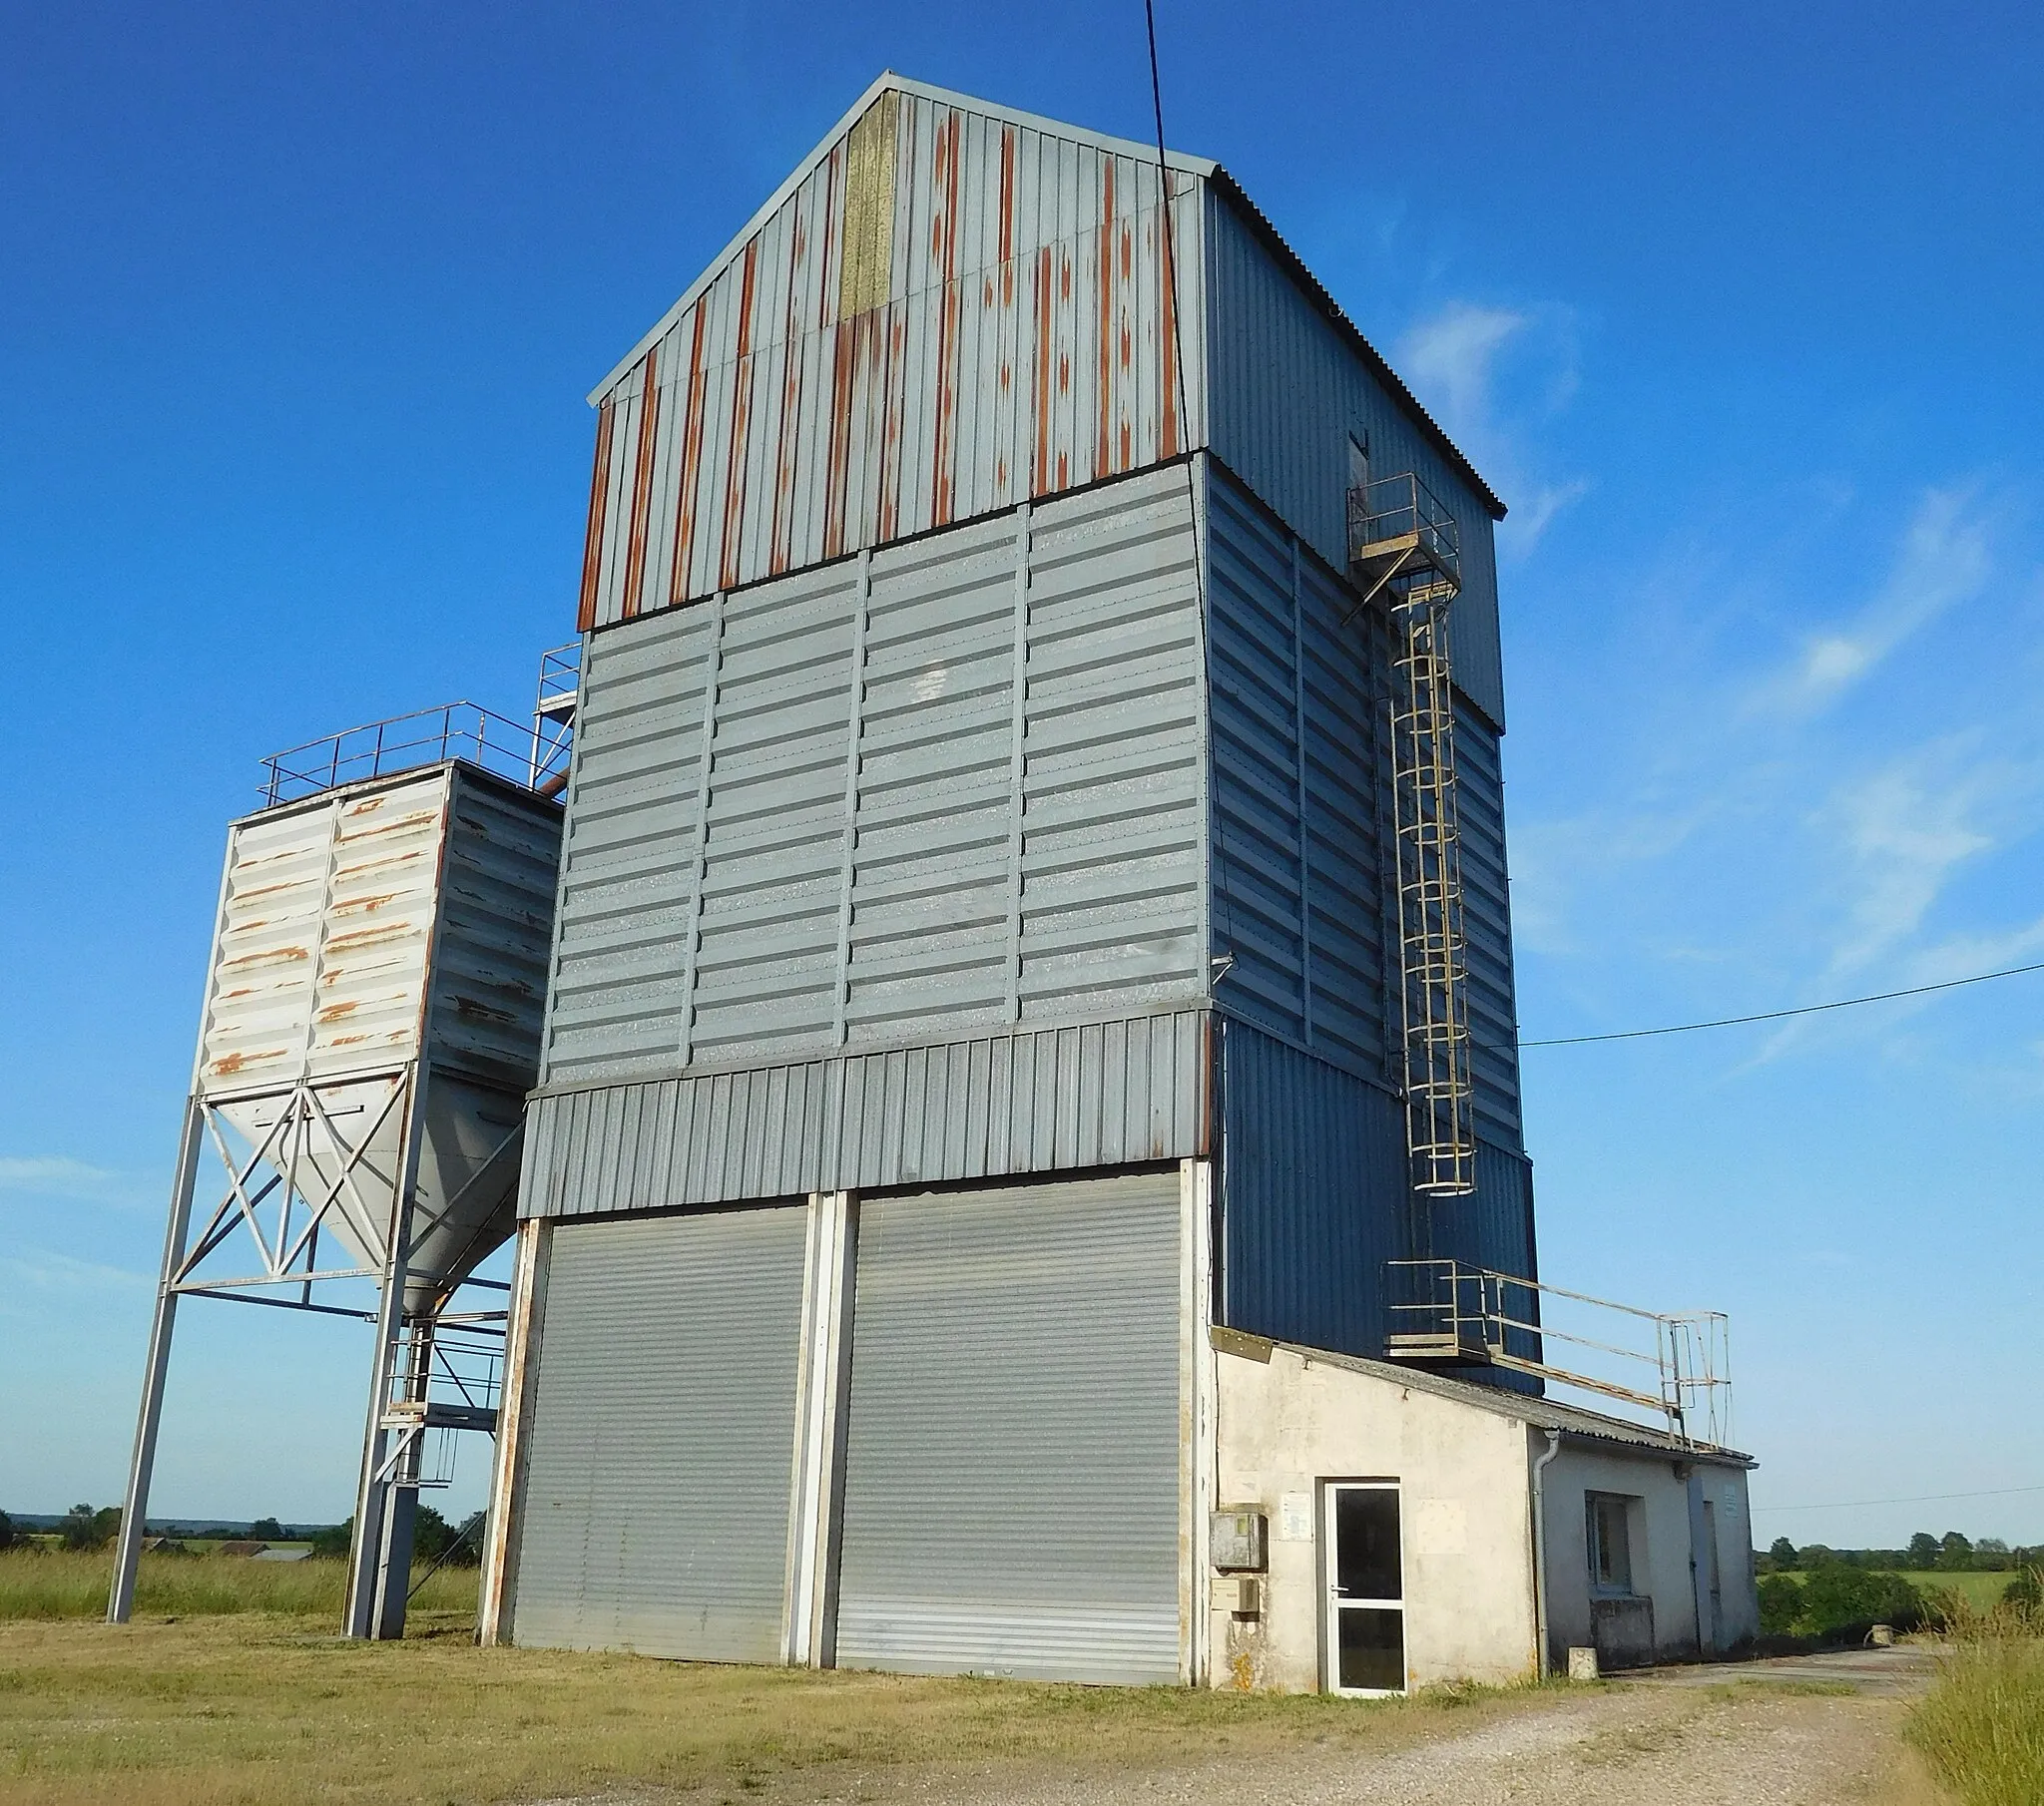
xmin=1143 ymin=0 xmax=1238 ymax=975
xmin=1515 ymin=960 xmax=2044 ymax=1051
xmin=1751 ymin=1483 xmax=2044 ymax=1515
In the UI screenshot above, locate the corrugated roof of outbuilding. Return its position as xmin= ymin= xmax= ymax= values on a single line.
xmin=592 ymin=72 xmax=1505 ymax=522
xmin=1218 ymin=1329 xmax=1755 ymax=1468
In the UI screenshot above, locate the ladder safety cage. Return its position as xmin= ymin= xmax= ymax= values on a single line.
xmin=1347 ymin=473 xmax=1476 ymax=1198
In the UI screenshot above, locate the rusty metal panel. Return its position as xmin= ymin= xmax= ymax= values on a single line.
xmin=199 ymin=769 xmax=452 ymax=1094
xmin=516 ymin=1009 xmax=1208 ymax=1218
xmin=1203 ymin=190 xmax=1506 ymax=730
xmin=576 ymin=81 xmax=1208 ymax=632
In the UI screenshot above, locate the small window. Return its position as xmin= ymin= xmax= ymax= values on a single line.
xmin=1587 ymin=1494 xmax=1636 ymax=1596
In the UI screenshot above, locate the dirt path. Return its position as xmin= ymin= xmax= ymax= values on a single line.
xmin=794 ymin=1653 xmax=1939 ymax=1806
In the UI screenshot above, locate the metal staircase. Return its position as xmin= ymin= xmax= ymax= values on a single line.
xmin=1348 ymin=473 xmax=1476 ymax=1198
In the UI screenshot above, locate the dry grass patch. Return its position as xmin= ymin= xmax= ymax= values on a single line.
xmin=0 ymin=1615 xmax=1552 ymax=1806
xmin=1907 ymin=1635 xmax=2044 ymax=1806
xmin=0 ymin=1553 xmax=476 ymax=1622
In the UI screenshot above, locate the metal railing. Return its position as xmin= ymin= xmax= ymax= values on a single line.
xmin=529 ymin=642 xmax=580 ymax=788
xmin=1386 ymin=1258 xmax=1733 ymax=1447
xmin=260 ymin=700 xmax=559 ymax=806
xmin=1347 ymin=471 xmax=1461 ymax=590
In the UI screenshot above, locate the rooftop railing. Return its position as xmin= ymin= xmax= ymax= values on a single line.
xmin=1386 ymin=1257 xmax=1733 ymax=1448
xmin=1347 ymin=471 xmax=1462 ymax=591
xmin=259 ymin=701 xmax=561 ymax=806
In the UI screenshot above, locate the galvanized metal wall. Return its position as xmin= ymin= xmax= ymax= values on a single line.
xmin=1203 ymin=194 xmax=1507 ymax=730
xmin=1204 ymin=465 xmax=1523 ymax=1149
xmin=833 ymin=1172 xmax=1184 ymax=1682
xmin=544 ymin=461 xmax=1207 ymax=1093
xmin=518 ymin=1011 xmax=1208 ymax=1218
xmin=506 ymin=1205 xmax=808 ymax=1658
xmin=1218 ymin=1019 xmax=1537 ymax=1364
xmin=424 ymin=768 xmax=565 ymax=1091
xmin=578 ymin=84 xmax=1207 ymax=631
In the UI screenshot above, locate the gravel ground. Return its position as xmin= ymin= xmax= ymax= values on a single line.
xmin=799 ymin=1656 xmax=1936 ymax=1806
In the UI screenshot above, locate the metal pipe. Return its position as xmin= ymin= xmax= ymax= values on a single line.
xmin=1530 ymin=1428 xmax=1562 ymax=1679
xmin=107 ymin=1097 xmax=206 ymax=1623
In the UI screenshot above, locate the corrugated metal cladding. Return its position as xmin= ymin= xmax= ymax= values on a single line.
xmin=506 ymin=1206 xmax=807 ymax=1658
xmin=200 ymin=765 xmax=560 ymax=1096
xmin=1218 ymin=1020 xmax=1536 ymax=1361
xmin=1203 ymin=196 xmax=1507 ymax=730
xmin=1203 ymin=465 xmax=1524 ymax=1149
xmin=543 ymin=462 xmax=1206 ymax=1091
xmin=577 ymin=84 xmax=1206 ymax=631
xmin=833 ymin=1173 xmax=1184 ymax=1682
xmin=518 ymin=1011 xmax=1208 ymax=1218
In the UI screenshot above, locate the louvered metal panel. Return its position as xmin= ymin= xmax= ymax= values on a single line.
xmin=507 ymin=1206 xmax=807 ymax=1658
xmin=578 ymin=80 xmax=1208 ymax=631
xmin=1203 ymin=196 xmax=1506 ymax=731
xmin=518 ymin=1010 xmax=1209 ymax=1218
xmin=833 ymin=1173 xmax=1184 ymax=1682
xmin=541 ymin=462 xmax=1206 ymax=1094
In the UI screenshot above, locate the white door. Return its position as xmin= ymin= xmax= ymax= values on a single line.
xmin=1324 ymin=1482 xmax=1405 ymax=1695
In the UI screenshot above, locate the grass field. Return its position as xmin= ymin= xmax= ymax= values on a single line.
xmin=0 ymin=1552 xmax=476 ymax=1622
xmin=0 ymin=1613 xmax=1552 ymax=1806
xmin=1770 ymin=1570 xmax=2018 ymax=1612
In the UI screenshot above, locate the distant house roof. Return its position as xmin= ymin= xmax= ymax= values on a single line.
xmin=1215 ymin=1328 xmax=1755 ymax=1468
xmin=214 ymin=1540 xmax=269 ymax=1557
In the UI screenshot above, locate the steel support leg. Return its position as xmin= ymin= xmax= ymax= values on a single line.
xmin=108 ymin=1097 xmax=205 ymax=1623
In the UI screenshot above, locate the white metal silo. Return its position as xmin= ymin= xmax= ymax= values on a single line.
xmin=109 ymin=696 xmax=568 ymax=1639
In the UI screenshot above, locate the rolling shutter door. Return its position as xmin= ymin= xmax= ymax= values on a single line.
xmin=509 ymin=1205 xmax=805 ymax=1658
xmin=834 ymin=1172 xmax=1185 ymax=1683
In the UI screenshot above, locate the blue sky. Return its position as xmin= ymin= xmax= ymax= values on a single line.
xmin=3 ymin=2 xmax=2039 ymax=1547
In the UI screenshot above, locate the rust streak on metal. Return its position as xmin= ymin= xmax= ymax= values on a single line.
xmin=1031 ymin=246 xmax=1053 ymax=496
xmin=667 ymin=304 xmax=711 ymax=608
xmin=1096 ymin=159 xmax=1114 ymax=483
xmin=575 ymin=397 xmax=614 ymax=632
xmin=824 ymin=318 xmax=854 ymax=560
xmin=619 ymin=344 xmax=661 ymax=620
xmin=930 ymin=110 xmax=963 ymax=529
xmin=719 ymin=240 xmax=760 ymax=592
xmin=1159 ymin=181 xmax=1181 ymax=460
xmin=768 ymin=190 xmax=811 ymax=575
xmin=316 ymin=1000 xmax=359 ymax=1023
xmin=878 ymin=303 xmax=906 ymax=542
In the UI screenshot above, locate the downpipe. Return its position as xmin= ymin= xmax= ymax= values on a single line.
xmin=1530 ymin=1428 xmax=1562 ymax=1679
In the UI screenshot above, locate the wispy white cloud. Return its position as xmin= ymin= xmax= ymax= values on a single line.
xmin=1397 ymin=301 xmax=1589 ymax=556
xmin=0 ymin=1156 xmax=148 ymax=1206
xmin=0 ymin=1248 xmax=152 ymax=1303
xmin=1755 ymin=485 xmax=1996 ymax=716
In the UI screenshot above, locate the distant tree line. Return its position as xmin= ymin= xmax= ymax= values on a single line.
xmin=0 ymin=1505 xmax=483 ymax=1563
xmin=1759 ymin=1533 xmax=2043 ymax=1574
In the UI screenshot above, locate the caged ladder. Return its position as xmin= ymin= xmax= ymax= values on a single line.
xmin=1348 ymin=473 xmax=1476 ymax=1199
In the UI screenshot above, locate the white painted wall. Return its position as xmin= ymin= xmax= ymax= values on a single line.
xmin=1540 ymin=1445 xmax=1757 ymax=1667
xmin=1210 ymin=1344 xmax=1539 ymax=1691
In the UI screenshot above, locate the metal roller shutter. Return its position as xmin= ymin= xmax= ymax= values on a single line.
xmin=834 ymin=1172 xmax=1185 ymax=1682
xmin=509 ymin=1205 xmax=806 ymax=1658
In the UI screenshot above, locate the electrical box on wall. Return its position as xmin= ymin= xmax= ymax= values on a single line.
xmin=1211 ymin=1509 xmax=1269 ymax=1573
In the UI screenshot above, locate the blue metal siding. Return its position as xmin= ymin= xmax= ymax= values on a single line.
xmin=1219 ymin=1019 xmax=1537 ymax=1368
xmin=1219 ymin=1019 xmax=1407 ymax=1359
xmin=1202 ymin=193 xmax=1506 ymax=730
xmin=1206 ymin=462 xmax=1523 ymax=1148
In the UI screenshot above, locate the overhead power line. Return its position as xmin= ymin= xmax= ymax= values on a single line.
xmin=1517 ymin=960 xmax=2044 ymax=1050
xmin=1751 ymin=1483 xmax=2044 ymax=1515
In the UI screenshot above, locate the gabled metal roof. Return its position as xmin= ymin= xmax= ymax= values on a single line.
xmin=589 ymin=74 xmax=1503 ymax=522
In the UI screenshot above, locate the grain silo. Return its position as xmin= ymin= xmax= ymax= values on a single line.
xmin=108 ymin=704 xmax=567 ymax=1638
xmin=210 ymin=73 xmax=1744 ymax=1689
